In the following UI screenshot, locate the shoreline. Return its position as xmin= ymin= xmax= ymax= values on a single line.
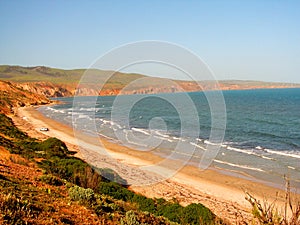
xmin=11 ymin=105 xmax=297 ymax=223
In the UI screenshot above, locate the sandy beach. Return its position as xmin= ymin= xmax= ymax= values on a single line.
xmin=11 ymin=105 xmax=295 ymax=224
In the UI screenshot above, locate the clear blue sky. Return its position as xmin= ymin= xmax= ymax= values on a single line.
xmin=0 ymin=0 xmax=299 ymax=82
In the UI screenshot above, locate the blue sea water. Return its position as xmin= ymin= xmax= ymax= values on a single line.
xmin=38 ymin=88 xmax=300 ymax=188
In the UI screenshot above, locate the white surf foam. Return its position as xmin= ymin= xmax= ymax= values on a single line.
xmin=213 ymin=159 xmax=264 ymax=172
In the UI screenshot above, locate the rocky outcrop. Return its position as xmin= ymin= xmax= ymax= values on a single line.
xmin=12 ymin=80 xmax=300 ymax=98
xmin=0 ymin=80 xmax=50 ymax=114
xmin=15 ymin=82 xmax=73 ymax=98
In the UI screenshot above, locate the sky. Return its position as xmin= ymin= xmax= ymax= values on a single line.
xmin=0 ymin=0 xmax=299 ymax=83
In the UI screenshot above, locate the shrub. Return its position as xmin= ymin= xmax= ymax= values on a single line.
xmin=68 ymin=185 xmax=95 ymax=203
xmin=39 ymin=157 xmax=103 ymax=190
xmin=181 ymin=203 xmax=215 ymax=225
xmin=13 ymin=137 xmax=71 ymax=159
xmin=132 ymin=194 xmax=156 ymax=213
xmin=157 ymin=203 xmax=182 ymax=223
xmin=38 ymin=137 xmax=70 ymax=158
xmin=98 ymin=182 xmax=134 ymax=201
xmin=39 ymin=157 xmax=85 ymax=182
xmin=0 ymin=114 xmax=28 ymax=140
xmin=245 ymin=178 xmax=300 ymax=225
xmin=14 ymin=140 xmax=39 ymax=158
xmin=120 ymin=210 xmax=139 ymax=225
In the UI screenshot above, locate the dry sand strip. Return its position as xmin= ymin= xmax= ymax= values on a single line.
xmin=11 ymin=106 xmax=294 ymax=224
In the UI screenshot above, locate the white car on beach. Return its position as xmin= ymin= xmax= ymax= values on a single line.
xmin=40 ymin=127 xmax=49 ymax=131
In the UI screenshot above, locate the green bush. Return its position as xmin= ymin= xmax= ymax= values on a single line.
xmin=0 ymin=114 xmax=28 ymax=140
xmin=38 ymin=137 xmax=70 ymax=158
xmin=8 ymin=137 xmax=70 ymax=159
xmin=13 ymin=140 xmax=38 ymax=158
xmin=132 ymin=194 xmax=156 ymax=213
xmin=181 ymin=203 xmax=215 ymax=225
xmin=68 ymin=186 xmax=95 ymax=203
xmin=0 ymin=114 xmax=38 ymax=158
xmin=120 ymin=210 xmax=139 ymax=225
xmin=39 ymin=157 xmax=103 ymax=190
xmin=13 ymin=137 xmax=71 ymax=159
xmin=98 ymin=182 xmax=134 ymax=201
xmin=157 ymin=203 xmax=183 ymax=223
xmin=98 ymin=181 xmax=218 ymax=224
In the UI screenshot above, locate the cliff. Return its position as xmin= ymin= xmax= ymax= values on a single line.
xmin=0 ymin=80 xmax=50 ymax=114
xmin=1 ymin=65 xmax=299 ymax=98
xmin=15 ymin=82 xmax=73 ymax=97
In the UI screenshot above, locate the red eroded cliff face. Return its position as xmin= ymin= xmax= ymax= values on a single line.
xmin=15 ymin=82 xmax=74 ymax=97
xmin=7 ymin=80 xmax=300 ymax=99
xmin=0 ymin=80 xmax=50 ymax=114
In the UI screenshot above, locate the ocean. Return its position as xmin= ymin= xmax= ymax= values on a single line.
xmin=38 ymin=88 xmax=300 ymax=189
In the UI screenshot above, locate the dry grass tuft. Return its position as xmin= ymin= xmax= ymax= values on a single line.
xmin=245 ymin=177 xmax=300 ymax=225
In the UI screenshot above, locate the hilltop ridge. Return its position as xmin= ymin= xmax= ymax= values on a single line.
xmin=1 ymin=65 xmax=299 ymax=98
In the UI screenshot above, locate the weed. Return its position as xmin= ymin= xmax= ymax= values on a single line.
xmin=245 ymin=178 xmax=300 ymax=225
xmin=0 ymin=193 xmax=41 ymax=224
xmin=68 ymin=185 xmax=95 ymax=204
xmin=120 ymin=210 xmax=139 ymax=225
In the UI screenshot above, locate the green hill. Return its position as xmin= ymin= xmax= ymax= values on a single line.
xmin=0 ymin=65 xmax=145 ymax=85
xmin=0 ymin=65 xmax=299 ymax=98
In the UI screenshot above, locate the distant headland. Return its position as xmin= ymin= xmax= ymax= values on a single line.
xmin=1 ymin=65 xmax=299 ymax=98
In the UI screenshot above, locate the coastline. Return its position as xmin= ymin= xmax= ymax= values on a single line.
xmin=11 ymin=105 xmax=296 ymax=223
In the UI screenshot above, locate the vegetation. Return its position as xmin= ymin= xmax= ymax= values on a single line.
xmin=0 ymin=113 xmax=226 ymax=224
xmin=0 ymin=193 xmax=41 ymax=225
xmin=68 ymin=186 xmax=95 ymax=203
xmin=245 ymin=179 xmax=300 ymax=225
xmin=38 ymin=174 xmax=64 ymax=186
xmin=0 ymin=65 xmax=145 ymax=86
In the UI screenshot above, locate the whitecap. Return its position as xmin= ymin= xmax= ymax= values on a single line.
xmin=227 ymin=146 xmax=253 ymax=155
xmin=131 ymin=127 xmax=151 ymax=135
xmin=213 ymin=159 xmax=264 ymax=172
xmin=189 ymin=142 xmax=206 ymax=151
xmin=264 ymin=149 xmax=300 ymax=159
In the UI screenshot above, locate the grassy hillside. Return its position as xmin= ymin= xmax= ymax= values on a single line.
xmin=0 ymin=65 xmax=171 ymax=96
xmin=0 ymin=113 xmax=227 ymax=225
xmin=1 ymin=65 xmax=299 ymax=88
xmin=0 ymin=65 xmax=145 ymax=85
